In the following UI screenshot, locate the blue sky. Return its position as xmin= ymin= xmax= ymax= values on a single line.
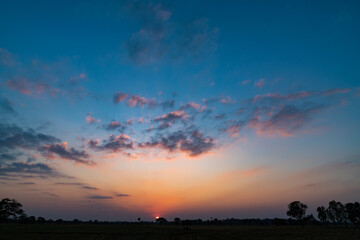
xmin=0 ymin=0 xmax=360 ymax=221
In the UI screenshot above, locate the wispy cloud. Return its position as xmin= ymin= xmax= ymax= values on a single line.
xmin=124 ymin=2 xmax=218 ymax=64
xmin=0 ymin=48 xmax=15 ymax=67
xmin=0 ymin=162 xmax=61 ymax=178
xmin=254 ymin=78 xmax=265 ymax=88
xmin=39 ymin=142 xmax=93 ymax=165
xmin=88 ymin=195 xmax=113 ymax=199
xmin=248 ymin=104 xmax=324 ymax=137
xmin=0 ymin=97 xmax=16 ymax=114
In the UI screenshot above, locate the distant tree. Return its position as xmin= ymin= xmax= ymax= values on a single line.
xmin=317 ymin=206 xmax=327 ymax=224
xmin=0 ymin=198 xmax=26 ymax=222
xmin=156 ymin=217 xmax=167 ymax=224
xmin=345 ymin=202 xmax=360 ymax=226
xmin=137 ymin=217 xmax=141 ymax=222
xmin=174 ymin=217 xmax=181 ymax=225
xmin=304 ymin=214 xmax=315 ymax=225
xmin=182 ymin=219 xmax=192 ymax=229
xmin=327 ymin=201 xmax=346 ymax=225
xmin=27 ymin=216 xmax=36 ymax=223
xmin=37 ymin=217 xmax=46 ymax=223
xmin=72 ymin=218 xmax=79 ymax=223
xmin=287 ymin=201 xmax=308 ymax=222
xmin=55 ymin=219 xmax=63 ymax=224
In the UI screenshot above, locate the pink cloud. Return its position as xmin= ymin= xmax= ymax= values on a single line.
xmin=225 ymin=125 xmax=240 ymax=138
xmin=220 ymin=96 xmax=236 ymax=104
xmin=154 ymin=110 xmax=188 ymax=122
xmin=241 ymin=80 xmax=250 ymax=85
xmin=138 ymin=117 xmax=143 ymax=123
xmin=113 ymin=92 xmax=129 ymax=103
xmin=126 ymin=95 xmax=149 ymax=107
xmin=6 ymin=78 xmax=60 ymax=97
xmin=254 ymin=78 xmax=265 ymax=88
xmin=86 ymin=113 xmax=99 ymax=124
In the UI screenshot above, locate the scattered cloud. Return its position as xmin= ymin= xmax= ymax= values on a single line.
xmin=86 ymin=112 xmax=100 ymax=124
xmin=139 ymin=128 xmax=214 ymax=157
xmin=88 ymin=134 xmax=134 ymax=153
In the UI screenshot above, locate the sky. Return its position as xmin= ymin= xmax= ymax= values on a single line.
xmin=0 ymin=0 xmax=360 ymax=221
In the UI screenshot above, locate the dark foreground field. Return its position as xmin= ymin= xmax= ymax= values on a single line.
xmin=0 ymin=224 xmax=359 ymax=240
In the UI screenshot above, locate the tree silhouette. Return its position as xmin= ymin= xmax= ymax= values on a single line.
xmin=287 ymin=201 xmax=308 ymax=222
xmin=37 ymin=217 xmax=46 ymax=223
xmin=317 ymin=206 xmax=327 ymax=224
xmin=174 ymin=217 xmax=181 ymax=225
xmin=0 ymin=198 xmax=25 ymax=222
xmin=345 ymin=202 xmax=360 ymax=226
xmin=327 ymin=201 xmax=346 ymax=225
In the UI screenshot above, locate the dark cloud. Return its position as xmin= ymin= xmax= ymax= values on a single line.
xmin=18 ymin=182 xmax=35 ymax=185
xmin=0 ymin=162 xmax=60 ymax=177
xmin=88 ymin=134 xmax=134 ymax=153
xmin=161 ymin=99 xmax=175 ymax=109
xmin=139 ymin=128 xmax=214 ymax=157
xmin=102 ymin=121 xmax=127 ymax=131
xmin=55 ymin=182 xmax=82 ymax=186
xmin=88 ymin=195 xmax=112 ymax=199
xmin=0 ymin=123 xmax=59 ymax=152
xmin=214 ymin=113 xmax=226 ymax=120
xmin=0 ymin=97 xmax=15 ymax=114
xmin=82 ymin=186 xmax=98 ymax=190
xmin=39 ymin=142 xmax=93 ymax=165
xmin=152 ymin=110 xmax=188 ymax=128
xmin=0 ymin=153 xmax=18 ymax=162
xmin=115 ymin=194 xmax=130 ymax=197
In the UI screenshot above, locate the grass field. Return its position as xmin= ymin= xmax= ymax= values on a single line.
xmin=0 ymin=224 xmax=359 ymax=240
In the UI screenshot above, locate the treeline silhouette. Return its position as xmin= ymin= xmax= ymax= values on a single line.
xmin=1 ymin=198 xmax=359 ymax=227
